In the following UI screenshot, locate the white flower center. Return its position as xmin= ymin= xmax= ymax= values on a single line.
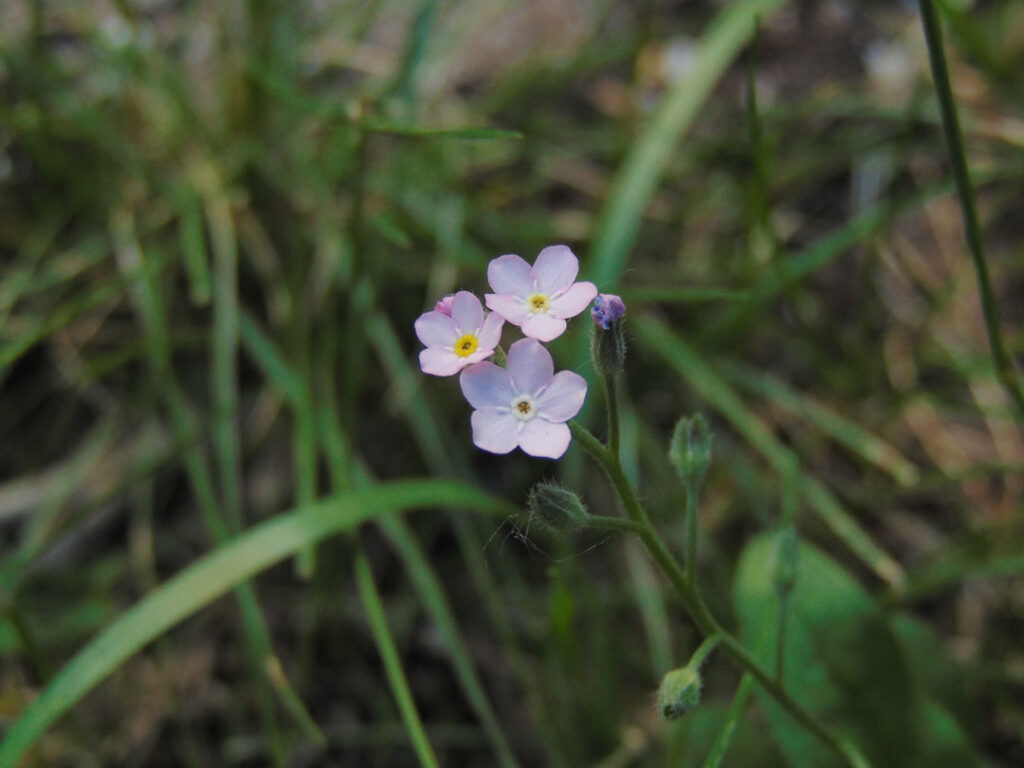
xmin=510 ymin=394 xmax=537 ymax=421
xmin=526 ymin=293 xmax=550 ymax=313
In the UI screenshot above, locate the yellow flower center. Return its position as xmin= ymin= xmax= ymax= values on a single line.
xmin=453 ymin=333 xmax=479 ymax=358
xmin=527 ymin=293 xmax=550 ymax=313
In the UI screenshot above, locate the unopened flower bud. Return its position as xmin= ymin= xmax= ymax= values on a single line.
xmin=526 ymin=482 xmax=590 ymax=533
xmin=657 ymin=666 xmax=702 ymax=720
xmin=434 ymin=295 xmax=455 ymax=316
xmin=669 ymin=414 xmax=712 ymax=492
xmin=591 ymin=293 xmax=626 ymax=330
xmin=590 ymin=295 xmax=626 ymax=378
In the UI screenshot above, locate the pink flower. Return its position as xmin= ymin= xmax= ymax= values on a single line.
xmin=485 ymin=245 xmax=598 ymax=342
xmin=459 ymin=338 xmax=587 ymax=459
xmin=415 ymin=291 xmax=504 ymax=376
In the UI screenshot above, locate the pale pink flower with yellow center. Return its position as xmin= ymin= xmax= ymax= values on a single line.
xmin=459 ymin=338 xmax=587 ymax=459
xmin=415 ymin=291 xmax=504 ymax=376
xmin=485 ymin=245 xmax=598 ymax=342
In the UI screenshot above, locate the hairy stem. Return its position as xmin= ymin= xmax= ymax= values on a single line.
xmin=603 ymin=372 xmax=621 ymax=460
xmin=687 ymin=633 xmax=723 ymax=671
xmin=685 ymin=485 xmax=699 ymax=585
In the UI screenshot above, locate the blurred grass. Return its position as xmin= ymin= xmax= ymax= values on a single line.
xmin=2 ymin=0 xmax=1024 ymax=766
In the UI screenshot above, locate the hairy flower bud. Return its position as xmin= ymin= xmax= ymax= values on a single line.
xmin=590 ymin=295 xmax=627 ymax=379
xmin=657 ymin=666 xmax=702 ymax=720
xmin=591 ymin=293 xmax=626 ymax=330
xmin=526 ymin=482 xmax=590 ymax=533
xmin=669 ymin=414 xmax=712 ymax=492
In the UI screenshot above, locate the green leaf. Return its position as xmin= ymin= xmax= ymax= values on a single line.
xmin=361 ymin=121 xmax=523 ymax=140
xmin=0 ymin=480 xmax=516 ymax=767
xmin=734 ymin=532 xmax=982 ymax=767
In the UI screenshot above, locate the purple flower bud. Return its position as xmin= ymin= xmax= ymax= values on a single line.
xmin=434 ymin=294 xmax=456 ymax=316
xmin=591 ymin=293 xmax=626 ymax=330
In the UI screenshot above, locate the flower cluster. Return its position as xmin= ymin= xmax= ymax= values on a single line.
xmin=415 ymin=246 xmax=623 ymax=459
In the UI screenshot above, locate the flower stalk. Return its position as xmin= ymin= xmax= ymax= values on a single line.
xmin=567 ymin=420 xmax=870 ymax=767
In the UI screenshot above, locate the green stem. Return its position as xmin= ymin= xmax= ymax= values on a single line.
xmin=685 ymin=485 xmax=698 ymax=585
xmin=603 ymin=372 xmax=621 ymax=460
xmin=775 ymin=592 xmax=790 ymax=682
xmin=568 ymin=421 xmax=869 ymax=768
xmin=587 ymin=514 xmax=647 ymax=536
xmin=917 ymin=0 xmax=1024 ymax=422
xmin=686 ymin=633 xmax=722 ymax=671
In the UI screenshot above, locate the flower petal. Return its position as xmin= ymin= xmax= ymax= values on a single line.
xmin=477 ymin=311 xmax=505 ymax=349
xmin=549 ymin=281 xmax=598 ymax=319
xmin=460 ymin=362 xmax=516 ymax=409
xmin=450 ymin=290 xmax=484 ymax=334
xmin=536 ymin=371 xmax=587 ymax=422
xmin=521 ymin=313 xmax=567 ymax=342
xmin=532 ymin=245 xmax=579 ymax=293
xmin=485 ymin=293 xmax=530 ymax=325
xmin=414 ymin=311 xmax=456 ymax=347
xmin=419 ymin=347 xmax=467 ymax=376
xmin=518 ymin=419 xmax=572 ymax=459
xmin=487 ymin=254 xmax=533 ymax=297
xmin=471 ymin=408 xmax=519 ymax=454
xmin=506 ymin=338 xmax=553 ymax=395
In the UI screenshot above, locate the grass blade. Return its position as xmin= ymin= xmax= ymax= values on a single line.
xmin=702 ymin=674 xmax=755 ymax=768
xmin=632 ymin=313 xmax=905 ymax=590
xmin=719 ymin=360 xmax=920 ymax=487
xmin=589 ymin=0 xmax=786 ymax=289
xmin=917 ymin=0 xmax=1024 ymax=421
xmin=379 ymin=515 xmax=522 ymax=768
xmin=205 ymin=178 xmax=244 ymax=531
xmin=0 ymin=479 xmax=516 ymax=766
xmin=355 ymin=549 xmax=441 ymax=768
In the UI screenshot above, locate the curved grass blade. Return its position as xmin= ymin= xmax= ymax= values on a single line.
xmin=589 ymin=0 xmax=786 ymax=289
xmin=719 ymin=360 xmax=920 ymax=487
xmin=379 ymin=515 xmax=522 ymax=768
xmin=0 ymin=480 xmax=517 ymax=767
xmin=355 ymin=550 xmax=440 ymax=768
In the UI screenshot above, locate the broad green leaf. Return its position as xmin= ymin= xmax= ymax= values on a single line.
xmin=734 ymin=532 xmax=982 ymax=767
xmin=0 ymin=480 xmax=516 ymax=767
